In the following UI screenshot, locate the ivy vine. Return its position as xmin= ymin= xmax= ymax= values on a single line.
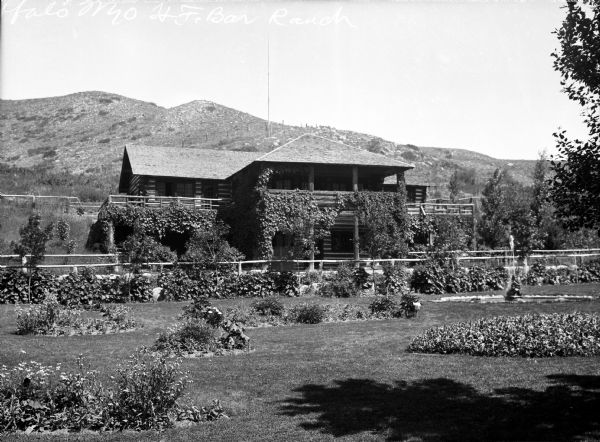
xmin=255 ymin=169 xmax=345 ymax=259
xmin=95 ymin=203 xmax=216 ymax=252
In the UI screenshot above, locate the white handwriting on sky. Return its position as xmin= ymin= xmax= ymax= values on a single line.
xmin=3 ymin=0 xmax=358 ymax=27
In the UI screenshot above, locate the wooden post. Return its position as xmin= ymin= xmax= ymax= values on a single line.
xmin=107 ymin=222 xmax=115 ymax=250
xmin=352 ymin=166 xmax=360 ymax=263
xmin=307 ymin=165 xmax=316 ymax=271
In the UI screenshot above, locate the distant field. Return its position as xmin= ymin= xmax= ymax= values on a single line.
xmin=1 ymin=284 xmax=599 ymax=441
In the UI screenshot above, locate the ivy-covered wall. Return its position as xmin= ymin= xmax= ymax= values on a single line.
xmin=88 ymin=203 xmax=216 ymax=254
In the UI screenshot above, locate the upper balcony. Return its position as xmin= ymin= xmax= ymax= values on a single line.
xmin=266 ymin=189 xmax=474 ymax=216
xmin=108 ymin=194 xmax=221 ymax=210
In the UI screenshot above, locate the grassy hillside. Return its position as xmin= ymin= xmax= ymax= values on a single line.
xmin=0 ymin=91 xmax=536 ymax=200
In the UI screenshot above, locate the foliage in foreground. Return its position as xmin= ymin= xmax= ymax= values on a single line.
xmin=0 ymin=352 xmax=225 ymax=434
xmin=407 ymin=312 xmax=600 ymax=357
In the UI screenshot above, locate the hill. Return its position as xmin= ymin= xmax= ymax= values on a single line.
xmin=0 ymin=91 xmax=536 ymax=200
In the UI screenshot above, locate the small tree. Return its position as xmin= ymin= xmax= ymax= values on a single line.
xmin=12 ymin=214 xmax=54 ymax=302
xmin=479 ymin=168 xmax=541 ymax=255
xmin=183 ymin=220 xmax=244 ymax=270
xmin=448 ymin=170 xmax=460 ymax=202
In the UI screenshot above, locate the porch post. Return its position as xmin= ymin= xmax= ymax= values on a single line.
xmin=352 ymin=166 xmax=360 ymax=262
xmin=308 ymin=165 xmax=315 ymax=271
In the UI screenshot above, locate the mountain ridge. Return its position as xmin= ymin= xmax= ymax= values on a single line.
xmin=0 ymin=91 xmax=536 ymax=196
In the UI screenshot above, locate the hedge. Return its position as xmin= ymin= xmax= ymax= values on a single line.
xmin=1 ymin=260 xmax=599 ymax=304
xmin=0 ymin=268 xmax=300 ymax=304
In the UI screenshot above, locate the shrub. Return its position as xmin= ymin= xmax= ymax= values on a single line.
xmin=369 ymin=296 xmax=402 ymax=318
xmin=323 ymin=303 xmax=369 ymax=321
xmin=318 ymin=264 xmax=361 ymax=297
xmin=0 ymin=352 xmax=224 ymax=433
xmin=106 ymin=352 xmax=191 ymax=431
xmin=121 ymin=234 xmax=176 ymax=264
xmin=378 ymin=264 xmax=410 ymax=296
xmin=16 ymin=294 xmax=81 ymax=334
xmin=0 ymin=269 xmax=58 ymax=304
xmin=271 ymin=271 xmax=300 ymax=297
xmin=288 ymin=304 xmax=326 ymax=324
xmin=153 ymin=322 xmax=218 ymax=355
xmin=15 ymin=296 xmax=138 ymax=336
xmin=399 ymin=292 xmax=421 ymax=318
xmin=407 ymin=313 xmax=600 ymax=357
xmin=121 ymin=274 xmax=153 ymax=302
xmin=157 ymin=268 xmax=199 ymax=301
xmin=251 ymin=297 xmax=285 ymax=316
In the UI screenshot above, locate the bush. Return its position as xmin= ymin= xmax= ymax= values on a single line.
xmin=157 ymin=268 xmax=199 ymax=301
xmin=0 ymin=353 xmax=224 ymax=433
xmin=318 ymin=264 xmax=361 ymax=297
xmin=107 ymin=352 xmax=194 ymax=430
xmin=16 ymin=294 xmax=81 ymax=334
xmin=121 ymin=234 xmax=176 ymax=264
xmin=0 ymin=269 xmax=58 ymax=304
xmin=369 ymin=296 xmax=403 ymax=318
xmin=15 ymin=297 xmax=138 ymax=336
xmin=251 ymin=297 xmax=285 ymax=316
xmin=410 ymin=260 xmax=509 ymax=295
xmin=407 ymin=313 xmax=600 ymax=357
xmin=377 ymin=264 xmax=410 ymax=296
xmin=288 ymin=304 xmax=326 ymax=324
xmin=153 ymin=322 xmax=218 ymax=355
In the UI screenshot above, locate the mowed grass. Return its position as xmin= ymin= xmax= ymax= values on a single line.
xmin=1 ymin=283 xmax=599 ymax=441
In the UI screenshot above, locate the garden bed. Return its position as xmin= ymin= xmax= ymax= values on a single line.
xmin=433 ymin=294 xmax=594 ymax=303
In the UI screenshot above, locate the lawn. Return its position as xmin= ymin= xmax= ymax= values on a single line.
xmin=1 ymin=283 xmax=599 ymax=441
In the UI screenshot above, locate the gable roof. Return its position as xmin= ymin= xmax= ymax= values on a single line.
xmin=124 ymin=145 xmax=262 ymax=180
xmin=257 ymin=134 xmax=414 ymax=169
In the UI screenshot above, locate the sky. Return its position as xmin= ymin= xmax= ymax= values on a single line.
xmin=0 ymin=0 xmax=589 ymax=160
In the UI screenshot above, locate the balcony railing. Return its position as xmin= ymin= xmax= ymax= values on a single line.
xmin=266 ymin=189 xmax=474 ymax=216
xmin=406 ymin=203 xmax=474 ymax=216
xmin=108 ymin=194 xmax=221 ymax=210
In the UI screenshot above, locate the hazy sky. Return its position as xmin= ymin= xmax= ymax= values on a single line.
xmin=0 ymin=0 xmax=589 ymax=159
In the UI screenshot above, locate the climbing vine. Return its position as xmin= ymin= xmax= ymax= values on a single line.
xmin=348 ymin=189 xmax=410 ymax=259
xmin=92 ymin=203 xmax=216 ymax=253
xmin=255 ymin=169 xmax=345 ymax=259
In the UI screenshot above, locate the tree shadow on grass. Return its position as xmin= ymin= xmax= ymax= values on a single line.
xmin=279 ymin=375 xmax=600 ymax=441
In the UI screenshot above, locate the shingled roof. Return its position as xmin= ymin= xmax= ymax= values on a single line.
xmin=124 ymin=145 xmax=262 ymax=180
xmin=257 ymin=134 xmax=414 ymax=169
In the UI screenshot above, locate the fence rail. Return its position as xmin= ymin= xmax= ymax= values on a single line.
xmin=1 ymin=250 xmax=599 ymax=275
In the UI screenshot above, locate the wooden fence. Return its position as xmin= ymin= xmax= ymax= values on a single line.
xmin=1 ymin=250 xmax=599 ymax=275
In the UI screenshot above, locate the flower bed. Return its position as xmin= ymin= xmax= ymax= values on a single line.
xmin=15 ymin=296 xmax=139 ymax=336
xmin=208 ymin=294 xmax=421 ymax=329
xmin=407 ymin=312 xmax=600 ymax=357
xmin=0 ymin=352 xmax=225 ymax=434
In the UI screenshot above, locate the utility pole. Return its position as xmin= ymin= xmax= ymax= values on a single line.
xmin=267 ymin=31 xmax=271 ymax=138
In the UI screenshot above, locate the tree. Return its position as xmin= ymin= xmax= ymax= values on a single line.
xmin=478 ymin=168 xmax=541 ymax=254
xmin=448 ymin=170 xmax=460 ymax=202
xmin=12 ymin=214 xmax=54 ymax=301
xmin=183 ymin=220 xmax=244 ymax=269
xmin=550 ymin=0 xmax=600 ymax=235
xmin=531 ymin=151 xmax=564 ymax=249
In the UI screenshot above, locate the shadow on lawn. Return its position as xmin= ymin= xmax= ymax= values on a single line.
xmin=280 ymin=374 xmax=600 ymax=441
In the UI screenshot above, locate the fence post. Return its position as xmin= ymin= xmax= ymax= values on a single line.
xmin=21 ymin=256 xmax=28 ymax=274
xmin=237 ymin=261 xmax=242 ymax=275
